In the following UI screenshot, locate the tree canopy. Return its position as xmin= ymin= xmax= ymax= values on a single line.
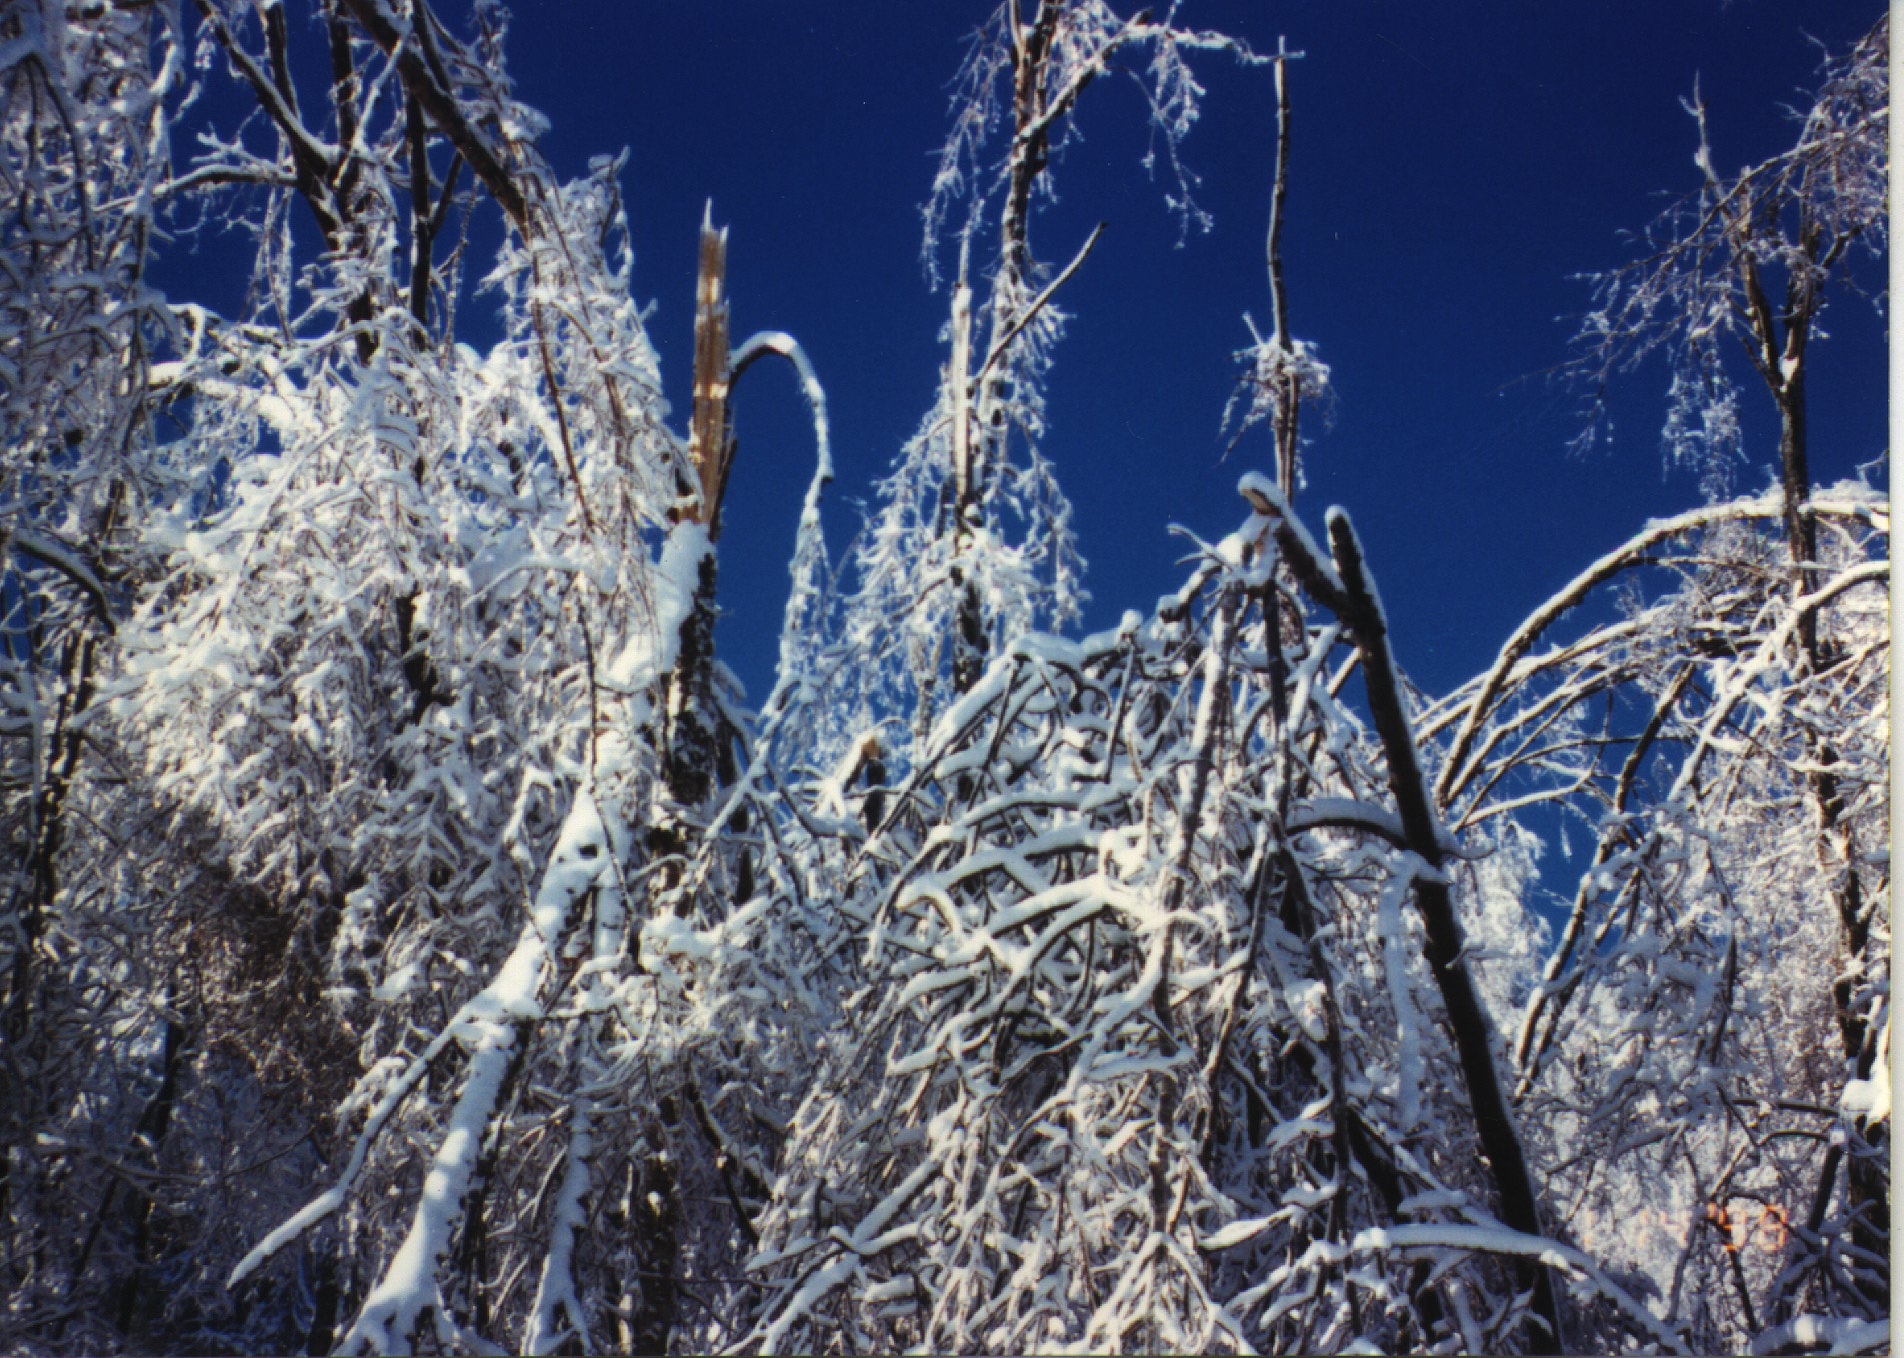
xmin=0 ymin=3 xmax=1887 ymax=1354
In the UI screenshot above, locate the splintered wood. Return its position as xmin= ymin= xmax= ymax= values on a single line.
xmin=686 ymin=212 xmax=734 ymax=535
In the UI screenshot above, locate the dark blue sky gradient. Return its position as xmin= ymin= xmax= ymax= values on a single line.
xmin=183 ymin=3 xmax=1892 ymax=703
xmin=503 ymin=1 xmax=1884 ymax=700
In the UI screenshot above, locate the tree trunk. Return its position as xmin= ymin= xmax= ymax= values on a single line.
xmin=1262 ymin=497 xmax=1565 ymax=1352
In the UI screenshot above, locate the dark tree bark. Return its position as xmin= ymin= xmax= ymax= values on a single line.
xmin=1254 ymin=489 xmax=1566 ymax=1353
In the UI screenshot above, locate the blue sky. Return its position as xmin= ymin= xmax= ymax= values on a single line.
xmin=206 ymin=2 xmax=1895 ymax=703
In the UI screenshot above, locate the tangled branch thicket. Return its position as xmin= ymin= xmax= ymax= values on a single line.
xmin=0 ymin=2 xmax=1886 ymax=1354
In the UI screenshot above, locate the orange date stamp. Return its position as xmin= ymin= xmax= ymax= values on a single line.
xmin=1702 ymin=1202 xmax=1791 ymax=1254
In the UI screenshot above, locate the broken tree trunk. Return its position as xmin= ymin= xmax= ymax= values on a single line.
xmin=1246 ymin=480 xmax=1566 ymax=1354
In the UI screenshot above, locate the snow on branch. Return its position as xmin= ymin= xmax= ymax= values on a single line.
xmin=230 ymin=789 xmax=608 ymax=1352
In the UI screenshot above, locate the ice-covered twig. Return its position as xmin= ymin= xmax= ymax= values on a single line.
xmin=525 ymin=1090 xmax=594 ymax=1355
xmin=12 ymin=530 xmax=115 ymax=632
xmin=1511 ymin=666 xmax=1693 ymax=1089
xmin=1236 ymin=472 xmax=1346 ymax=611
xmin=232 ymin=791 xmax=609 ymax=1354
xmin=727 ymin=328 xmax=837 ymax=700
xmin=730 ymin=329 xmax=832 ymax=490
xmin=336 ymin=790 xmax=606 ymax=1353
xmin=1748 ymin=1315 xmax=1889 ymax=1356
xmin=1430 ymin=493 xmax=1880 ymax=809
xmin=971 ymin=220 xmax=1105 ymax=387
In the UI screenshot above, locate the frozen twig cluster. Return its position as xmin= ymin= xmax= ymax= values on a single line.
xmin=0 ymin=3 xmax=1886 ymax=1355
